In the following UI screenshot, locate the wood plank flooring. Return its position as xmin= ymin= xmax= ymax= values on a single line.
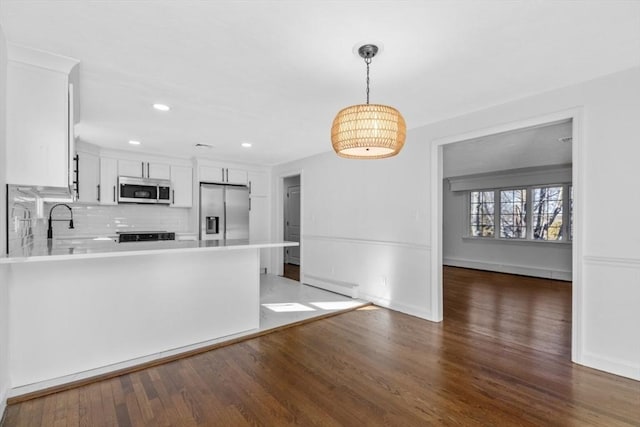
xmin=3 ymin=266 xmax=639 ymax=426
xmin=282 ymin=263 xmax=300 ymax=282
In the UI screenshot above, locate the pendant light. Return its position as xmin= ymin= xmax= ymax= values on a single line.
xmin=331 ymin=44 xmax=406 ymax=159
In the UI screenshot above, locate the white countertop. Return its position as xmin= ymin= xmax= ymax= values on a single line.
xmin=1 ymin=239 xmax=299 ymax=264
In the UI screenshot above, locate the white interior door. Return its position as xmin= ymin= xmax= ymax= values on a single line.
xmin=284 ymin=185 xmax=301 ymax=265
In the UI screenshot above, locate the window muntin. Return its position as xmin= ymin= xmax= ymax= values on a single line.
xmin=532 ymin=186 xmax=563 ymax=241
xmin=500 ymin=189 xmax=527 ymax=238
xmin=467 ymin=184 xmax=572 ymax=242
xmin=470 ymin=191 xmax=495 ymax=237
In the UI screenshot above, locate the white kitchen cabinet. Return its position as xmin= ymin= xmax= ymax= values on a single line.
xmin=118 ymin=159 xmax=171 ymax=180
xmin=248 ymin=171 xmax=269 ymax=197
xmin=199 ymin=165 xmax=224 ymax=183
xmin=6 ymin=45 xmax=79 ymax=189
xmin=76 ymin=151 xmax=100 ymax=203
xmin=226 ymin=168 xmax=248 ymax=185
xmin=148 ymin=163 xmax=171 ymax=180
xmin=117 ymin=159 xmax=144 ymax=178
xmin=199 ymin=165 xmax=248 ymax=185
xmin=170 ymin=165 xmax=193 ymax=208
xmin=99 ymin=157 xmax=118 ymax=205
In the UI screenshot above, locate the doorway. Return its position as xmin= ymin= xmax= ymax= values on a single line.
xmin=283 ymin=174 xmax=301 ymax=281
xmin=432 ymin=109 xmax=583 ymax=363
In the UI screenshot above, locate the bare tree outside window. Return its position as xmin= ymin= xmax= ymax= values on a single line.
xmin=532 ymin=186 xmax=563 ymax=240
xmin=500 ymin=189 xmax=527 ymax=238
xmin=470 ymin=191 xmax=494 ymax=237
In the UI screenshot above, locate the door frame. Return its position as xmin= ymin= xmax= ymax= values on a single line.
xmin=284 ymin=183 xmax=301 ymax=265
xmin=274 ymin=170 xmax=303 ymax=277
xmin=430 ymin=107 xmax=584 ymax=364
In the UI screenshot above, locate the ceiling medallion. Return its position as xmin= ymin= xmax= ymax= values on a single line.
xmin=331 ymin=44 xmax=406 ymax=159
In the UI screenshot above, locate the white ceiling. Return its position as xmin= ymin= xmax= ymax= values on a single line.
xmin=1 ymin=1 xmax=639 ymax=166
xmin=443 ymin=120 xmax=572 ymax=178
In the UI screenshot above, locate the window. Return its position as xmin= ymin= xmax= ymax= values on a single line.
xmin=469 ymin=184 xmax=572 ymax=242
xmin=469 ymin=191 xmax=494 ymax=237
xmin=500 ymin=189 xmax=527 ymax=238
xmin=532 ymin=186 xmax=563 ymax=241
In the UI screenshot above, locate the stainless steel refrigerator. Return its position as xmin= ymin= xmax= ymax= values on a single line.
xmin=199 ymin=183 xmax=250 ymax=241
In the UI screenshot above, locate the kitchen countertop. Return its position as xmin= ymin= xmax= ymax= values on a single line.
xmin=1 ymin=239 xmax=299 ymax=264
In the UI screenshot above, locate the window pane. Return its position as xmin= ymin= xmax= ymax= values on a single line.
xmin=470 ymin=191 xmax=494 ymax=237
xmin=500 ymin=189 xmax=527 ymax=238
xmin=532 ymin=186 xmax=563 ymax=240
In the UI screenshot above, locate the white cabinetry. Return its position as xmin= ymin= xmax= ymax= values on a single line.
xmin=170 ymin=166 xmax=193 ymax=208
xmin=248 ymin=171 xmax=269 ymax=197
xmin=99 ymin=157 xmax=118 ymax=205
xmin=148 ymin=163 xmax=171 ymax=180
xmin=76 ymin=151 xmax=100 ymax=203
xmin=118 ymin=159 xmax=170 ymax=180
xmin=6 ymin=45 xmax=79 ymax=189
xmin=199 ymin=165 xmax=248 ymax=185
xmin=226 ymin=168 xmax=248 ymax=185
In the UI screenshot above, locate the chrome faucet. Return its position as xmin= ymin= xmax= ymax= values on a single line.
xmin=47 ymin=203 xmax=74 ymax=239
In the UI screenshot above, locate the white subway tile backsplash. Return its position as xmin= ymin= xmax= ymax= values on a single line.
xmin=7 ymin=185 xmax=192 ymax=254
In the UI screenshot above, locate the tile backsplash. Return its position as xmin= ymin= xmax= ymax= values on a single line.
xmin=7 ymin=185 xmax=192 ymax=255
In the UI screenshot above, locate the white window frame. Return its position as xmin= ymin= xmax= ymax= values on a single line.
xmin=467 ymin=183 xmax=573 ymax=243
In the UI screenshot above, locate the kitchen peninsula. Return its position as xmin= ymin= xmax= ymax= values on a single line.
xmin=0 ymin=239 xmax=298 ymax=396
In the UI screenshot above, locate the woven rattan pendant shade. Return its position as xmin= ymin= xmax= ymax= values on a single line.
xmin=331 ymin=103 xmax=406 ymax=159
xmin=331 ymin=44 xmax=406 ymax=159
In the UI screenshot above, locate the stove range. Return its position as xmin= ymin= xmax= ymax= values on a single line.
xmin=117 ymin=231 xmax=176 ymax=243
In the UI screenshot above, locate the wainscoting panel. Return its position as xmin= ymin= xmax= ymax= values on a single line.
xmin=581 ymin=256 xmax=640 ymax=380
xmin=302 ymin=235 xmax=432 ymax=320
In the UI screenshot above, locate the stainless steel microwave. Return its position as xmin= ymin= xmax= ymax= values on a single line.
xmin=118 ymin=176 xmax=171 ymax=204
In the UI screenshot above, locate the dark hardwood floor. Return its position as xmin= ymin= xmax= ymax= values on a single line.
xmin=3 ymin=266 xmax=639 ymax=426
xmin=282 ymin=263 xmax=300 ymax=282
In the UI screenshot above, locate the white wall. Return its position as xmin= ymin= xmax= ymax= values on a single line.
xmin=0 ymin=23 xmax=10 ymax=418
xmin=273 ymin=67 xmax=640 ymax=380
xmin=273 ymin=142 xmax=431 ymax=318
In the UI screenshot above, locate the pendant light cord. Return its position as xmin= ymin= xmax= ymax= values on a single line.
xmin=365 ymin=57 xmax=371 ymax=105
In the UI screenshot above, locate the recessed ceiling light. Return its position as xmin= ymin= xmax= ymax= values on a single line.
xmin=153 ymin=103 xmax=170 ymax=112
xmin=128 ymin=140 xmax=141 ymax=145
xmin=241 ymin=142 xmax=252 ymax=148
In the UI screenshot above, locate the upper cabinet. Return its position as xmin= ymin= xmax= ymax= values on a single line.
xmin=199 ymin=165 xmax=248 ymax=185
xmin=76 ymin=151 xmax=100 ymax=203
xmin=170 ymin=165 xmax=193 ymax=208
xmin=6 ymin=44 xmax=80 ymax=190
xmin=248 ymin=171 xmax=269 ymax=197
xmin=118 ymin=159 xmax=171 ymax=180
xmin=99 ymin=157 xmax=118 ymax=205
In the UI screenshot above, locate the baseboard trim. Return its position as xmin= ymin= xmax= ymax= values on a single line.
xmin=303 ymin=274 xmax=359 ymax=298
xmin=358 ymin=292 xmax=432 ymax=321
xmin=6 ymin=302 xmax=371 ymax=405
xmin=579 ymin=351 xmax=640 ymax=381
xmin=443 ymin=257 xmax=572 ymax=281
xmin=0 ymin=387 xmax=7 ymax=425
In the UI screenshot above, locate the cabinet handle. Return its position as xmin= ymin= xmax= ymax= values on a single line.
xmin=249 ymin=197 xmax=251 ymax=211
xmin=147 ymin=162 xmax=150 ymax=178
xmin=142 ymin=162 xmax=144 ymax=177
xmin=97 ymin=185 xmax=100 ymax=202
xmin=113 ymin=185 xmax=116 ymax=203
xmin=172 ymin=189 xmax=175 ymax=204
xmin=249 ymin=181 xmax=252 ymax=194
xmin=221 ymin=169 xmax=224 ymax=182
xmin=226 ymin=168 xmax=229 ymax=182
